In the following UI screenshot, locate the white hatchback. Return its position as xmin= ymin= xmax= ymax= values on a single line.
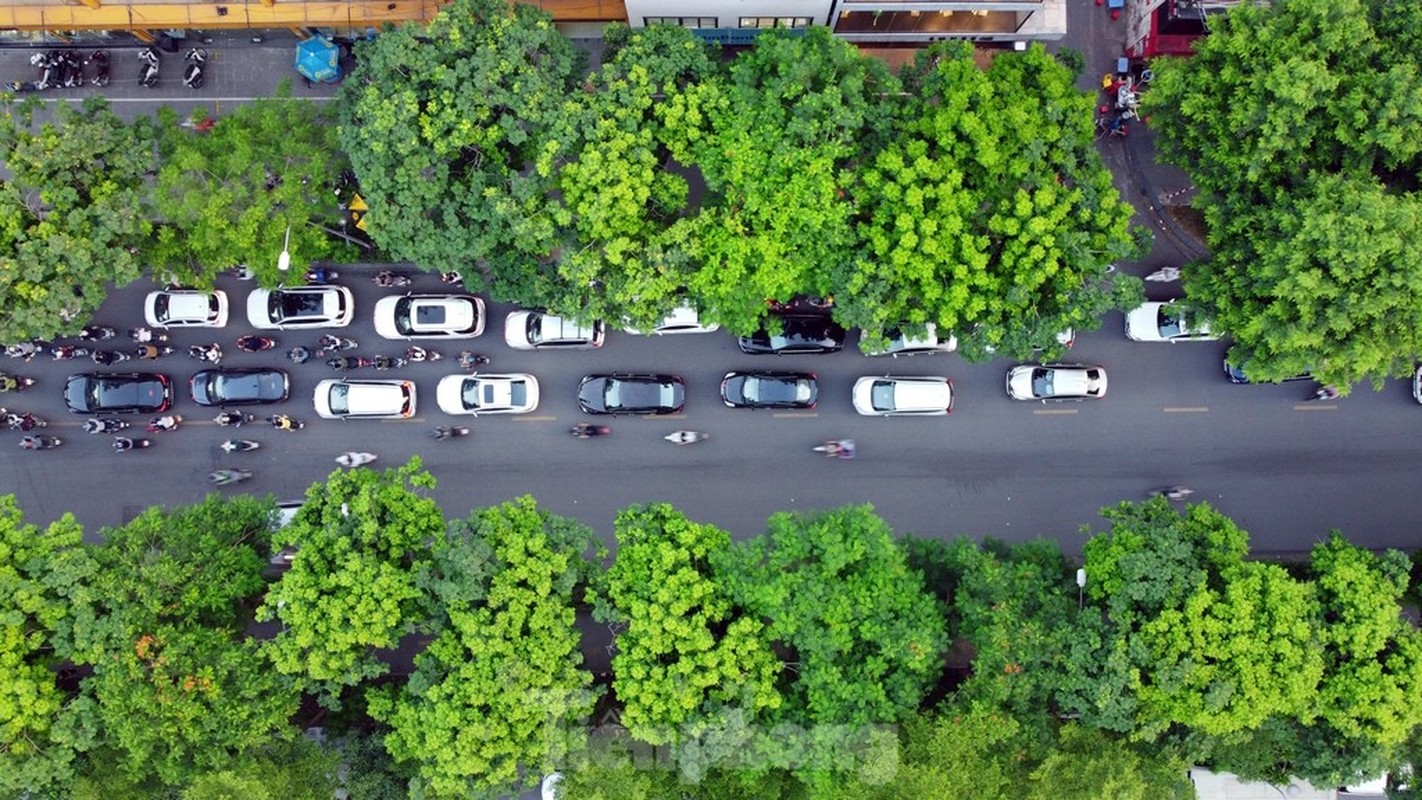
xmin=144 ymin=289 xmax=229 ymax=328
xmin=313 ymin=379 xmax=416 ymax=419
xmin=436 ymin=373 xmax=539 ymax=415
xmin=373 ymin=294 xmax=485 ymax=339
xmin=852 ymin=376 xmax=954 ymax=416
xmin=504 ymin=311 xmax=605 ymax=350
xmin=622 ymin=303 xmax=720 ymax=335
xmin=1125 ymin=301 xmax=1217 ymax=342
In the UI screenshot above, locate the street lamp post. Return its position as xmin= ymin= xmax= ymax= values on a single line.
xmin=277 ymin=225 xmax=291 ymax=273
xmin=1076 ymin=568 xmax=1087 ymax=610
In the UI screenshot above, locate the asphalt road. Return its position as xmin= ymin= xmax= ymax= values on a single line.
xmin=2 ymin=265 xmax=1418 ymax=556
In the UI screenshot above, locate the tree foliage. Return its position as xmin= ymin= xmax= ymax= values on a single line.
xmin=0 ymin=97 xmax=155 ymax=341
xmin=149 ymin=90 xmax=356 ymax=285
xmin=847 ymin=42 xmax=1142 ymax=358
xmin=369 ymin=496 xmax=601 ymax=799
xmin=258 ymin=459 xmax=444 ymax=700
xmin=660 ymin=28 xmax=897 ymax=332
xmin=591 ymin=503 xmax=781 ymax=747
xmin=336 ymin=0 xmax=579 ymax=284
xmin=1145 ymin=0 xmax=1422 ymax=387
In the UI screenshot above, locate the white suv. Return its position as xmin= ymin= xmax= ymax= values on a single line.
xmin=373 ymin=294 xmax=485 ymax=339
xmin=852 ymin=376 xmax=954 ymax=416
xmin=504 ymin=311 xmax=605 ymax=350
xmin=313 ymin=379 xmax=416 ymax=419
xmin=144 ymin=289 xmax=229 ymax=328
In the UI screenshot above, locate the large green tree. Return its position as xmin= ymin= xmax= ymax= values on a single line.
xmin=1145 ymin=0 xmax=1422 ymax=388
xmin=336 ymin=0 xmax=579 ymax=284
xmin=0 ymin=97 xmax=154 ymax=341
xmin=369 ymin=497 xmax=601 ymax=799
xmin=528 ymin=24 xmax=719 ymax=326
xmin=258 ymin=460 xmax=445 ymax=702
xmin=0 ymin=497 xmax=94 ymax=800
xmin=661 ymin=28 xmax=897 ymax=332
xmin=847 ymin=42 xmax=1142 ymax=358
xmin=590 ymin=504 xmax=781 ymax=749
xmin=149 ymin=91 xmax=356 ymax=285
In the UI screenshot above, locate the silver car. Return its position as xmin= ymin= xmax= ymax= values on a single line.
xmin=1006 ymin=364 xmax=1108 ymax=401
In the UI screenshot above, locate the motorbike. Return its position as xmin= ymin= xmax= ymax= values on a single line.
xmin=147 ymin=414 xmax=182 ymax=433
xmin=665 ymin=430 xmax=708 ymax=445
xmin=327 ymin=355 xmax=375 ymax=371
xmin=0 ymin=374 xmax=36 ymax=392
xmin=187 ymin=344 xmax=223 ymax=364
xmin=129 ymin=327 xmax=169 ymax=344
xmin=138 ymin=47 xmax=161 ymax=88
xmin=182 ymin=47 xmax=206 ymax=90
xmin=404 ymin=346 xmax=442 ymax=362
xmin=59 ymin=50 xmax=84 ymax=88
xmin=431 ymin=426 xmax=470 ymax=441
xmin=335 ymin=451 xmax=377 ymax=467
xmin=304 ymin=267 xmax=337 ymax=284
xmin=78 ymin=324 xmax=117 ymax=342
xmin=134 ymin=344 xmax=173 ymax=360
xmin=373 ymin=355 xmax=407 ymax=371
xmin=6 ymin=412 xmax=46 ymax=431
xmin=236 ymin=335 xmax=278 ymax=353
xmin=31 ymin=51 xmax=55 ymax=90
xmin=84 ymin=417 xmax=128 ymax=434
xmin=457 ymin=351 xmax=490 ymax=369
xmin=269 ymin=414 xmax=304 ymax=431
xmin=112 ymin=436 xmax=153 ymax=453
xmin=209 ymin=469 xmax=252 ymax=486
xmin=570 ymin=424 xmax=610 ymax=439
xmin=5 ymin=342 xmax=41 ymax=361
xmin=51 ymin=345 xmax=91 ymax=360
xmin=91 ymin=349 xmax=131 ymax=365
xmin=220 ymin=439 xmax=260 ymax=453
xmin=317 ymin=335 xmax=358 ymax=352
xmin=372 ymin=270 xmax=412 ymax=288
xmin=214 ymin=411 xmax=254 ymax=427
xmin=812 ymin=439 xmax=856 ymax=459
xmin=1150 ymin=486 xmax=1194 ymax=501
xmin=86 ymin=50 xmax=110 ymax=87
xmin=19 ymin=435 xmax=61 ymax=450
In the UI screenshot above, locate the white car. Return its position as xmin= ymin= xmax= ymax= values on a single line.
xmin=504 ymin=311 xmax=605 ymax=350
xmin=1007 ymin=364 xmax=1108 ymax=401
xmin=1125 ymin=301 xmax=1218 ymax=342
xmin=313 ymin=378 xmax=416 ymax=419
xmin=373 ymin=294 xmax=486 ymax=340
xmin=865 ymin=323 xmax=958 ymax=357
xmin=852 ymin=376 xmax=954 ymax=416
xmin=144 ymin=289 xmax=229 ymax=328
xmin=247 ymin=286 xmax=354 ymax=330
xmin=436 ymin=373 xmax=539 ymax=415
xmin=622 ymin=304 xmax=720 ymax=335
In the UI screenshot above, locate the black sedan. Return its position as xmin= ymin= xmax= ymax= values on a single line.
xmin=720 ymin=371 xmax=818 ymax=409
xmin=189 ymin=368 xmax=290 ymax=406
xmin=737 ymin=315 xmax=846 ymax=355
xmin=64 ymin=372 xmax=173 ymax=414
xmin=578 ymin=374 xmax=685 ymax=415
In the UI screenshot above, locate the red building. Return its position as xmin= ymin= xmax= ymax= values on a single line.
xmin=1124 ymin=0 xmax=1248 ymax=58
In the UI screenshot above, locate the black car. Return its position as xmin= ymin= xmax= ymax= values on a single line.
xmin=737 ymin=315 xmax=846 ymax=355
xmin=64 ymin=372 xmax=173 ymax=414
xmin=189 ymin=368 xmax=290 ymax=406
xmin=1223 ymin=360 xmax=1312 ymax=385
xmin=578 ymin=374 xmax=685 ymax=415
xmin=720 ymin=371 xmax=818 ymax=409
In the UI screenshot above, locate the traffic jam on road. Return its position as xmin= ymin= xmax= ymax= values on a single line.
xmin=7 ymin=266 xmax=1421 ymax=469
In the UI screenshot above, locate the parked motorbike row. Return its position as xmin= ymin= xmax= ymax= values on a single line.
xmin=6 ymin=47 xmax=207 ymax=93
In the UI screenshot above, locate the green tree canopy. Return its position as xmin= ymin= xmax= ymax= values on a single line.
xmin=0 ymin=97 xmax=154 ymax=341
xmin=846 ymin=42 xmax=1143 ymax=359
xmin=660 ymin=27 xmax=897 ymax=332
xmin=1144 ymin=0 xmax=1422 ymax=387
xmin=369 ymin=496 xmax=601 ymax=799
xmin=149 ymin=91 xmax=356 ymax=285
xmin=258 ymin=459 xmax=444 ymax=701
xmin=591 ymin=503 xmax=781 ymax=748
xmin=336 ymin=0 xmax=579 ymax=284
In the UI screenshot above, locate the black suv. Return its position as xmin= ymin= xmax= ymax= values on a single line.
xmin=737 ymin=315 xmax=846 ymax=355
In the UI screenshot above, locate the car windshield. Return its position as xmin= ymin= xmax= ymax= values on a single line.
xmin=1157 ymin=307 xmax=1184 ymax=338
xmin=868 ymin=380 xmax=896 ymax=411
xmin=151 ymin=294 xmax=172 ymax=322
xmin=1031 ymin=368 xmax=1054 ymax=397
xmin=326 ymin=383 xmax=350 ymax=415
xmin=272 ymin=291 xmax=324 ymax=320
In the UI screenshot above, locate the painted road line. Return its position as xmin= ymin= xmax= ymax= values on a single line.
xmin=1162 ymin=406 xmax=1209 ymax=413
xmin=772 ymin=412 xmax=819 ymax=418
xmin=1033 ymin=408 xmax=1078 ymax=415
xmin=1293 ymin=404 xmax=1338 ymax=411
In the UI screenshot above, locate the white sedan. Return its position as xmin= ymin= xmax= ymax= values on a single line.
xmin=1007 ymin=364 xmax=1108 ymax=401
xmin=622 ymin=304 xmax=720 ymax=335
xmin=1125 ymin=301 xmax=1218 ymax=342
xmin=436 ymin=373 xmax=540 ymax=415
xmin=851 ymin=376 xmax=954 ymax=416
xmin=373 ymin=294 xmax=485 ymax=339
xmin=144 ymin=289 xmax=229 ymax=328
xmin=247 ymin=286 xmax=354 ymax=330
